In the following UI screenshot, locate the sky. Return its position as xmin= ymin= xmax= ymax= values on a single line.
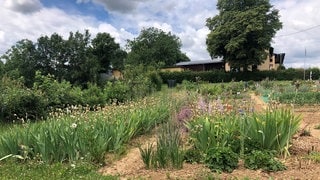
xmin=1 ymin=0 xmax=320 ymax=68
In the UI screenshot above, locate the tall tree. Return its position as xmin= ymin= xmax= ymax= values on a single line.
xmin=2 ymin=39 xmax=37 ymax=87
xmin=126 ymin=27 xmax=189 ymax=67
xmin=206 ymin=0 xmax=282 ymax=71
xmin=91 ymin=32 xmax=126 ymax=72
xmin=36 ymin=33 xmax=67 ymax=80
xmin=0 ymin=60 xmax=4 ymax=77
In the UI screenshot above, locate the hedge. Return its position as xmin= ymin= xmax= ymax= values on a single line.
xmin=160 ymin=68 xmax=320 ymax=83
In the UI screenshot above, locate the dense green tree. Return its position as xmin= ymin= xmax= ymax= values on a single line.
xmin=91 ymin=32 xmax=126 ymax=72
xmin=126 ymin=27 xmax=189 ymax=67
xmin=0 ymin=60 xmax=3 ymax=77
xmin=65 ymin=30 xmax=98 ymax=85
xmin=1 ymin=30 xmax=127 ymax=87
xmin=206 ymin=0 xmax=282 ymax=71
xmin=36 ymin=33 xmax=67 ymax=80
xmin=2 ymin=39 xmax=37 ymax=87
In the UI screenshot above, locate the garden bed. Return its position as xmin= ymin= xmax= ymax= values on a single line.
xmin=98 ymin=94 xmax=320 ymax=179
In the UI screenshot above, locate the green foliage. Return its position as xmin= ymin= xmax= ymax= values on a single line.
xmin=186 ymin=115 xmax=240 ymax=156
xmin=244 ymin=150 xmax=286 ymax=172
xmin=0 ymin=76 xmax=47 ymax=122
xmin=2 ymin=39 xmax=37 ymax=87
xmin=122 ymin=65 xmax=163 ymax=100
xmin=275 ymin=92 xmax=320 ymax=105
xmin=104 ymin=81 xmax=130 ymax=103
xmin=33 ymin=72 xmax=83 ymax=108
xmin=184 ymin=147 xmax=202 ymax=163
xmin=243 ymin=109 xmax=301 ymax=156
xmin=92 ymin=32 xmax=126 ymax=72
xmin=306 ymin=152 xmax=320 ymax=163
xmin=206 ymin=0 xmax=282 ymax=70
xmin=204 ymin=147 xmax=239 ymax=173
xmin=139 ymin=123 xmax=184 ymax=170
xmin=160 ymin=69 xmax=319 ymax=84
xmin=199 ymin=83 xmax=223 ymax=96
xmin=0 ymin=92 xmax=185 ymax=164
xmin=2 ymin=30 xmax=125 ymax=87
xmin=139 ymin=143 xmax=154 ymax=169
xmin=126 ymin=27 xmax=189 ymax=67
xmin=82 ymin=83 xmax=106 ymax=106
xmin=0 ymin=160 xmax=116 ymax=180
xmin=153 ymin=123 xmax=184 ymax=169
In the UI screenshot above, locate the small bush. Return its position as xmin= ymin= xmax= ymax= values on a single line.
xmin=104 ymin=81 xmax=130 ymax=103
xmin=244 ymin=150 xmax=286 ymax=172
xmin=204 ymin=147 xmax=239 ymax=173
xmin=0 ymin=77 xmax=48 ymax=122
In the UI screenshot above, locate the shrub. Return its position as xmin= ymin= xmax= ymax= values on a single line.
xmin=82 ymin=83 xmax=106 ymax=107
xmin=0 ymin=76 xmax=48 ymax=122
xmin=204 ymin=147 xmax=239 ymax=173
xmin=244 ymin=150 xmax=286 ymax=172
xmin=33 ymin=72 xmax=83 ymax=108
xmin=104 ymin=81 xmax=130 ymax=103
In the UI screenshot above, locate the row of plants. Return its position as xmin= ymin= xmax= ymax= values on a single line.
xmin=0 ymin=91 xmax=188 ymax=165
xmin=183 ymin=108 xmax=300 ymax=173
xmin=255 ymin=79 xmax=320 ymax=105
xmin=0 ymin=65 xmax=163 ymax=123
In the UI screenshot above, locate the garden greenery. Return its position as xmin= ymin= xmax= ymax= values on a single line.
xmin=0 ymin=92 xmax=187 ymax=164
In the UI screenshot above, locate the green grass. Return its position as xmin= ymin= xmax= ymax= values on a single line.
xmin=0 ymin=160 xmax=117 ymax=180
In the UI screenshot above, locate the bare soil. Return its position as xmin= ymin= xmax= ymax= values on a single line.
xmin=99 ymin=96 xmax=320 ymax=180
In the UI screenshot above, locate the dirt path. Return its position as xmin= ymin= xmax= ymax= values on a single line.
xmin=98 ymin=135 xmax=157 ymax=177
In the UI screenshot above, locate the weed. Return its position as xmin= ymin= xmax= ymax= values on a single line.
xmin=306 ymin=151 xmax=320 ymax=163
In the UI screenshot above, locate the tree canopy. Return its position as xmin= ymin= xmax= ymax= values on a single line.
xmin=126 ymin=27 xmax=189 ymax=67
xmin=1 ymin=30 xmax=126 ymax=87
xmin=206 ymin=0 xmax=282 ymax=71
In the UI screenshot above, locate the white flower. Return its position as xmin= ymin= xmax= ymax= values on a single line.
xmin=71 ymin=164 xmax=76 ymax=168
xmin=71 ymin=123 xmax=77 ymax=129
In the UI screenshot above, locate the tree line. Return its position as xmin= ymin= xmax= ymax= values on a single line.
xmin=0 ymin=27 xmax=189 ymax=87
xmin=0 ymin=0 xmax=283 ymax=87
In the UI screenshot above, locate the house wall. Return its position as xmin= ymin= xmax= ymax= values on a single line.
xmin=225 ymin=53 xmax=281 ymax=72
xmin=178 ymin=63 xmax=224 ymax=71
xmin=112 ymin=70 xmax=123 ymax=79
xmin=161 ymin=67 xmax=184 ymax=72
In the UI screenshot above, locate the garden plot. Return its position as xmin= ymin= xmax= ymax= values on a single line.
xmin=98 ymin=85 xmax=320 ymax=179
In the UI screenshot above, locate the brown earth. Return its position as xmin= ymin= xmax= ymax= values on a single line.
xmin=99 ymin=95 xmax=320 ymax=180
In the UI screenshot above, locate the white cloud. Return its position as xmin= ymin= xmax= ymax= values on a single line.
xmin=1 ymin=0 xmax=320 ymax=68
xmin=0 ymin=1 xmax=133 ymax=55
xmin=272 ymin=0 xmax=320 ymax=68
xmin=4 ymin=0 xmax=42 ymax=14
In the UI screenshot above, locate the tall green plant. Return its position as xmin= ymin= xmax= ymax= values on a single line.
xmin=243 ymin=109 xmax=300 ymax=156
xmin=186 ymin=115 xmax=240 ymax=155
xmin=0 ymin=90 xmax=187 ymax=164
xmin=139 ymin=123 xmax=184 ymax=169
